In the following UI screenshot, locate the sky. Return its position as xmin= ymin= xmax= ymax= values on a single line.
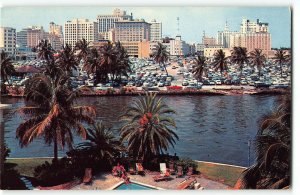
xmin=0 ymin=6 xmax=291 ymax=48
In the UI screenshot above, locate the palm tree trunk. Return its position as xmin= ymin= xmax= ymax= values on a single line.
xmin=164 ymin=63 xmax=168 ymax=76
xmin=280 ymin=63 xmax=283 ymax=77
xmin=53 ymin=130 xmax=58 ymax=163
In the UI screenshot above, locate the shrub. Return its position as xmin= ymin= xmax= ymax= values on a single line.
xmin=175 ymin=158 xmax=198 ymax=174
xmin=34 ymin=158 xmax=76 ymax=187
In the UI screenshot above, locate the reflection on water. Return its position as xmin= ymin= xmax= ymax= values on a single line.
xmin=2 ymin=95 xmax=278 ymax=166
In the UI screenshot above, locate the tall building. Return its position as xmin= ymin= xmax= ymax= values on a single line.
xmin=0 ymin=27 xmax=16 ymax=55
xmin=49 ymin=22 xmax=64 ymax=51
xmin=217 ymin=21 xmax=238 ymax=48
xmin=26 ymin=26 xmax=47 ymax=48
xmin=240 ymin=18 xmax=269 ymax=33
xmin=217 ymin=19 xmax=271 ymax=55
xmin=114 ymin=19 xmax=151 ymax=42
xmin=96 ymin=8 xmax=132 ymax=40
xmin=202 ymin=36 xmax=216 ymax=46
xmin=16 ymin=28 xmax=30 ymax=48
xmin=229 ymin=33 xmax=271 ymax=53
xmin=149 ymin=19 xmax=162 ymax=42
xmin=64 ymin=19 xmax=98 ymax=48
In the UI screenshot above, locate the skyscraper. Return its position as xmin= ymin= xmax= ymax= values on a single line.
xmin=0 ymin=27 xmax=16 ymax=55
xmin=96 ymin=8 xmax=132 ymax=40
xmin=114 ymin=19 xmax=151 ymax=42
xmin=149 ymin=19 xmax=162 ymax=42
xmin=49 ymin=22 xmax=64 ymax=51
xmin=64 ymin=19 xmax=98 ymax=48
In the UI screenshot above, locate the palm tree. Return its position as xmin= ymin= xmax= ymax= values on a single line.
xmin=74 ymin=38 xmax=90 ymax=62
xmin=249 ymin=49 xmax=266 ymax=77
xmin=231 ymin=47 xmax=249 ymax=77
xmin=211 ymin=49 xmax=228 ymax=77
xmin=16 ymin=73 xmax=96 ymax=161
xmin=120 ymin=92 xmax=178 ymax=161
xmin=152 ymin=42 xmax=170 ymax=76
xmin=56 ymin=44 xmax=78 ymax=74
xmin=99 ymin=43 xmax=117 ymax=82
xmin=192 ymin=55 xmax=207 ymax=83
xmin=1 ymin=51 xmax=15 ymax=93
xmin=73 ymin=121 xmax=123 ymax=163
xmin=236 ymin=95 xmax=291 ymax=189
xmin=34 ymin=39 xmax=55 ymax=62
xmin=274 ymin=49 xmax=290 ymax=77
xmin=113 ymin=41 xmax=131 ymax=82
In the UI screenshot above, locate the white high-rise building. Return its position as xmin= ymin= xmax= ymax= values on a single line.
xmin=149 ymin=19 xmax=162 ymax=42
xmin=96 ymin=8 xmax=132 ymax=34
xmin=0 ymin=27 xmax=16 ymax=55
xmin=240 ymin=18 xmax=269 ymax=33
xmin=64 ymin=19 xmax=98 ymax=48
xmin=217 ymin=21 xmax=238 ymax=48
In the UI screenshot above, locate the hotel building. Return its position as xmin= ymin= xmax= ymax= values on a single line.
xmin=49 ymin=22 xmax=64 ymax=51
xmin=64 ymin=19 xmax=98 ymax=48
xmin=149 ymin=19 xmax=162 ymax=42
xmin=0 ymin=27 xmax=16 ymax=55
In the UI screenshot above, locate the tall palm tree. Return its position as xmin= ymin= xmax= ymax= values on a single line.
xmin=274 ymin=49 xmax=290 ymax=77
xmin=1 ymin=51 xmax=15 ymax=93
xmin=231 ymin=47 xmax=249 ymax=77
xmin=211 ymin=49 xmax=228 ymax=77
xmin=74 ymin=38 xmax=90 ymax=62
xmin=152 ymin=42 xmax=170 ymax=76
xmin=34 ymin=39 xmax=55 ymax=62
xmin=236 ymin=95 xmax=291 ymax=189
xmin=16 ymin=73 xmax=96 ymax=161
xmin=99 ymin=43 xmax=117 ymax=82
xmin=120 ymin=92 xmax=178 ymax=161
xmin=56 ymin=44 xmax=78 ymax=74
xmin=73 ymin=121 xmax=123 ymax=163
xmin=113 ymin=41 xmax=131 ymax=82
xmin=192 ymin=55 xmax=207 ymax=83
xmin=249 ymin=49 xmax=266 ymax=77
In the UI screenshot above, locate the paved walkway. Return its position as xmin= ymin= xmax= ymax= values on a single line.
xmin=71 ymin=171 xmax=229 ymax=190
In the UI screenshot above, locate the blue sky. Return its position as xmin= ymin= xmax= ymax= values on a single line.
xmin=0 ymin=6 xmax=291 ymax=48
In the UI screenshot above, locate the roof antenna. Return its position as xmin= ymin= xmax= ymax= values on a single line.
xmin=176 ymin=17 xmax=180 ymax=36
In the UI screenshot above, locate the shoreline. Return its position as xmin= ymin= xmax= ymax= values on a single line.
xmin=2 ymin=88 xmax=290 ymax=98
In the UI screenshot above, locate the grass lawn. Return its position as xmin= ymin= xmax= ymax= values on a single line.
xmin=6 ymin=158 xmax=52 ymax=177
xmin=196 ymin=161 xmax=246 ymax=187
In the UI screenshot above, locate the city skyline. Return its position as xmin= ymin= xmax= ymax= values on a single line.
xmin=0 ymin=6 xmax=291 ymax=48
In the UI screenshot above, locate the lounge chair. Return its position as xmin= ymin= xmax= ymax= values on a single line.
xmin=159 ymin=163 xmax=167 ymax=174
xmin=177 ymin=177 xmax=197 ymax=190
xmin=176 ymin=165 xmax=183 ymax=178
xmin=83 ymin=168 xmax=92 ymax=184
xmin=153 ymin=169 xmax=171 ymax=182
xmin=136 ymin=163 xmax=145 ymax=175
xmin=187 ymin=166 xmax=194 ymax=176
xmin=168 ymin=163 xmax=176 ymax=175
xmin=129 ymin=167 xmax=136 ymax=175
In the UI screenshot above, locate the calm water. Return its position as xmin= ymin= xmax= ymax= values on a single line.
xmin=1 ymin=95 xmax=278 ymax=167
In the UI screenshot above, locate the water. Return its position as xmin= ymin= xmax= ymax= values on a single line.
xmin=1 ymin=95 xmax=278 ymax=167
xmin=114 ymin=183 xmax=155 ymax=190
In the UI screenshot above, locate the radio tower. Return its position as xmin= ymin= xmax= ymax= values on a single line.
xmin=176 ymin=17 xmax=180 ymax=36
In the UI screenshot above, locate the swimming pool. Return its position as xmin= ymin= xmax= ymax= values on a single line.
xmin=114 ymin=183 xmax=156 ymax=190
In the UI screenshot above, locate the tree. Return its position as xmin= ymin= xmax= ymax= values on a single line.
xmin=16 ymin=73 xmax=96 ymax=161
xmin=74 ymin=38 xmax=90 ymax=62
xmin=249 ymin=49 xmax=266 ymax=77
xmin=192 ymin=55 xmax=207 ymax=83
xmin=152 ymin=42 xmax=170 ymax=76
xmin=120 ymin=92 xmax=178 ymax=161
xmin=56 ymin=44 xmax=78 ymax=74
xmin=99 ymin=43 xmax=117 ymax=83
xmin=72 ymin=121 xmax=123 ymax=163
xmin=1 ymin=51 xmax=15 ymax=93
xmin=236 ymin=95 xmax=291 ymax=189
xmin=211 ymin=49 xmax=228 ymax=77
xmin=34 ymin=39 xmax=55 ymax=62
xmin=231 ymin=47 xmax=249 ymax=77
xmin=274 ymin=49 xmax=290 ymax=77
xmin=113 ymin=41 xmax=131 ymax=82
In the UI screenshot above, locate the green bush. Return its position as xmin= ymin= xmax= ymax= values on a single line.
xmin=175 ymin=158 xmax=198 ymax=174
xmin=33 ymin=158 xmax=75 ymax=187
